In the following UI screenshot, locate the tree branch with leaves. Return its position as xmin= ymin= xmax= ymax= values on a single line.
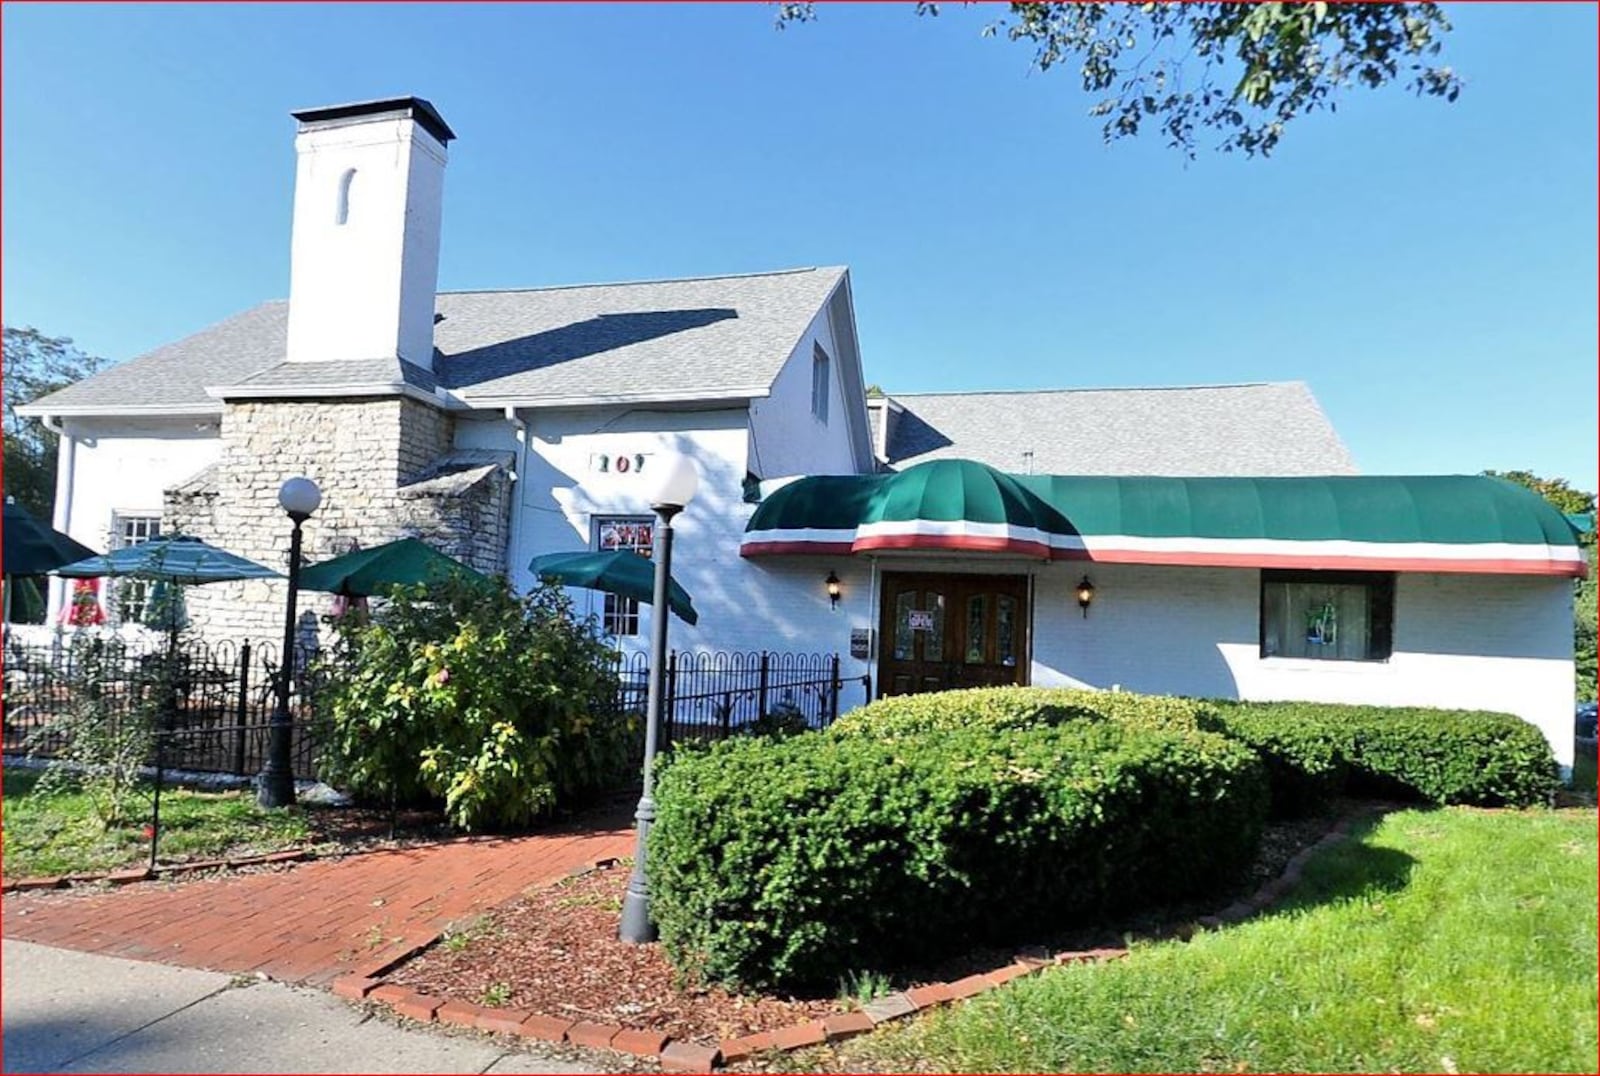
xmin=778 ymin=2 xmax=1461 ymax=157
xmin=3 ymin=326 xmax=107 ymax=518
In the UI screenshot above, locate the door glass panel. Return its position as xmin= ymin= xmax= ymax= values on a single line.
xmin=923 ymin=591 xmax=946 ymax=663
xmin=997 ymin=595 xmax=1017 ymax=667
xmin=894 ymin=591 xmax=916 ymax=660
xmin=965 ymin=594 xmax=987 ymax=664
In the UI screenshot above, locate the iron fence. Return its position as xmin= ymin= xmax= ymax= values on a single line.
xmin=615 ymin=649 xmax=870 ymax=746
xmin=2 ymin=635 xmax=320 ymax=780
xmin=4 ymin=636 xmax=867 ymax=781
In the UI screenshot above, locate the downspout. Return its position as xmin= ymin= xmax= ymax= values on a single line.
xmin=43 ymin=416 xmax=74 ymax=628
xmin=505 ymin=407 xmax=529 ymax=591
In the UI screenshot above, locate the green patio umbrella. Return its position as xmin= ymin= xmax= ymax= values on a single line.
xmin=4 ymin=498 xmax=99 ymax=577
xmin=57 ymin=534 xmax=281 ymax=585
xmin=529 ymin=550 xmax=699 ymax=625
xmin=299 ymin=538 xmax=490 ymax=598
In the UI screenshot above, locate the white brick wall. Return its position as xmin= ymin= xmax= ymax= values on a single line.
xmin=1029 ymin=563 xmax=1577 ymax=767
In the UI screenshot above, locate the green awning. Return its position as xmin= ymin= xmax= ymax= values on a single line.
xmin=742 ymin=464 xmax=1586 ymax=577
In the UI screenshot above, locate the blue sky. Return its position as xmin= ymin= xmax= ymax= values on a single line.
xmin=4 ymin=3 xmax=1595 ymax=489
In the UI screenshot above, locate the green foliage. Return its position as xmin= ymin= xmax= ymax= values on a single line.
xmin=839 ymin=809 xmax=1597 ymax=1075
xmin=25 ymin=637 xmax=170 ymax=828
xmin=1483 ymin=469 xmax=1597 ymax=518
xmin=316 ymin=577 xmax=635 ymax=831
xmin=1212 ymin=700 xmax=1560 ymax=810
xmin=649 ymin=719 xmax=1266 ymax=990
xmin=1206 ymin=702 xmax=1346 ymax=816
xmin=3 ymin=326 xmax=107 ymax=519
xmin=778 ymin=3 xmax=1461 ymax=157
xmin=1577 ymin=543 xmax=1596 ymax=703
xmin=829 ymin=685 xmax=1217 ymax=739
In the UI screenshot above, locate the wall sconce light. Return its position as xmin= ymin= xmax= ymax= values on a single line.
xmin=1076 ymin=575 xmax=1095 ymax=618
xmin=825 ymin=571 xmax=842 ymax=610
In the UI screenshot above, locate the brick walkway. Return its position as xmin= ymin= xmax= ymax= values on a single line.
xmin=2 ymin=824 xmax=634 ymax=987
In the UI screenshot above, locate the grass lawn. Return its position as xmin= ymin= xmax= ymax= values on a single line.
xmin=827 ymin=808 xmax=1597 ymax=1075
xmin=2 ymin=767 xmax=310 ymax=879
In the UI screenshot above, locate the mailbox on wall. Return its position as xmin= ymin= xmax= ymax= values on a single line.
xmin=850 ymin=627 xmax=872 ymax=660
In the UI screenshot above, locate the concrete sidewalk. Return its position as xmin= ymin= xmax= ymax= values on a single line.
xmin=1 ymin=941 xmax=602 ymax=1074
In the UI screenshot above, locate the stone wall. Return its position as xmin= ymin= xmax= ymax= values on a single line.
xmin=172 ymin=396 xmax=469 ymax=643
xmin=396 ymin=456 xmax=515 ymax=575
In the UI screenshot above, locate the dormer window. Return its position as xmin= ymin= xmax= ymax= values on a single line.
xmin=335 ymin=168 xmax=356 ymax=225
xmin=811 ymin=343 xmax=831 ymax=424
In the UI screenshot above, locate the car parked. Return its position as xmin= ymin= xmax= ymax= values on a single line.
xmin=1576 ymin=701 xmax=1598 ymax=741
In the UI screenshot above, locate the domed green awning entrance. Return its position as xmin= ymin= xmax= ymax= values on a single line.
xmin=742 ymin=463 xmax=1587 ymax=577
xmin=742 ymin=459 xmax=1080 ymax=559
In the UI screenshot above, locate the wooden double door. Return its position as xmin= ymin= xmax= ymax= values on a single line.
xmin=878 ymin=572 xmax=1029 ymax=697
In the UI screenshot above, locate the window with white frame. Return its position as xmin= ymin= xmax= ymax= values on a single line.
xmin=811 ymin=343 xmax=830 ymax=424
xmin=110 ymin=513 xmax=162 ymax=624
xmin=593 ymin=516 xmax=655 ymax=636
xmin=1260 ymin=569 xmax=1394 ymax=662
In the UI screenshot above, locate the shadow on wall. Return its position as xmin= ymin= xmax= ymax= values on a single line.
xmin=438 ymin=309 xmax=739 ymax=386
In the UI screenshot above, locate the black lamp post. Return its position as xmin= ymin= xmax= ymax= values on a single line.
xmin=619 ymin=454 xmax=699 ymax=944
xmin=258 ymin=476 xmax=321 ymax=809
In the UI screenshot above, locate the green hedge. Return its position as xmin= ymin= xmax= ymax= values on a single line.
xmin=1211 ymin=701 xmax=1559 ymax=810
xmin=649 ymin=721 xmax=1266 ymax=990
xmin=829 ymin=686 xmax=1219 ymax=739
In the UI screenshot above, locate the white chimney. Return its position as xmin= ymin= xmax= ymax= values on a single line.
xmin=283 ymin=97 xmax=454 ymax=372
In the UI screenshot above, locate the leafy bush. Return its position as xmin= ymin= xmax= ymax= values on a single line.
xmin=25 ymin=635 xmax=171 ymax=828
xmin=1212 ymin=701 xmax=1559 ymax=809
xmin=649 ymin=720 xmax=1266 ymax=989
xmin=1206 ymin=702 xmax=1348 ymax=816
xmin=316 ymin=577 xmax=636 ymax=830
xmin=829 ymin=685 xmax=1219 ymax=739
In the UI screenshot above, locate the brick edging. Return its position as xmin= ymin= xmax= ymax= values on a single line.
xmin=2 ymin=849 xmax=313 ymax=893
xmin=333 ymin=807 xmax=1377 ymax=1071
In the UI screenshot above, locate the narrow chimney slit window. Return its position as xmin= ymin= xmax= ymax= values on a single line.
xmin=335 ymin=168 xmax=357 ymax=226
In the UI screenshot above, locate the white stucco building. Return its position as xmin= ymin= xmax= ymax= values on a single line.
xmin=17 ymin=97 xmax=1585 ymax=766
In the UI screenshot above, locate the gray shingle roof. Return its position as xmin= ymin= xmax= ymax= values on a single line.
xmin=18 ymin=302 xmax=290 ymax=414
xmin=433 ymin=267 xmax=845 ymax=403
xmin=879 ymin=383 xmax=1357 ymax=476
xmin=19 ymin=267 xmax=847 ymax=415
xmin=221 ymin=357 xmax=439 ymax=395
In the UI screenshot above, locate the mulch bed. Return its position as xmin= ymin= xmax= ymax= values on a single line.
xmin=384 ymin=803 xmax=1357 ymax=1048
xmin=385 ymin=864 xmax=850 ymax=1045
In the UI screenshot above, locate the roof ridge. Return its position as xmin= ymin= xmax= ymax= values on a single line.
xmin=436 ymin=265 xmax=843 ymax=297
xmin=887 ymin=381 xmax=1301 ymax=398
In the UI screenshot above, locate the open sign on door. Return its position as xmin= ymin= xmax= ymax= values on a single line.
xmin=908 ymin=610 xmax=935 ymax=632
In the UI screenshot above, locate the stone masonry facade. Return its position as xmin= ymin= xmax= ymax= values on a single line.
xmin=166 ymin=396 xmax=512 ymax=646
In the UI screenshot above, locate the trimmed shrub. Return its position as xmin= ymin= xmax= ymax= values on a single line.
xmin=1212 ymin=701 xmax=1559 ymax=810
xmin=1207 ymin=702 xmax=1348 ymax=816
xmin=649 ymin=721 xmax=1266 ymax=989
xmin=829 ymin=685 xmax=1220 ymax=739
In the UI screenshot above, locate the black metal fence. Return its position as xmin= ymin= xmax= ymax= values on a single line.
xmin=2 ymin=636 xmax=320 ymax=780
xmin=3 ymin=636 xmax=868 ymax=780
xmin=616 ymin=649 xmax=870 ymax=746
